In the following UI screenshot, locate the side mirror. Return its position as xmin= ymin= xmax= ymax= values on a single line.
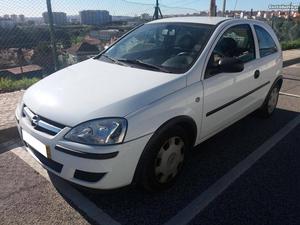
xmin=218 ymin=57 xmax=244 ymax=73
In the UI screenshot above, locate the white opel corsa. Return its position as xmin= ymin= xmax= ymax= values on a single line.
xmin=16 ymin=17 xmax=283 ymax=191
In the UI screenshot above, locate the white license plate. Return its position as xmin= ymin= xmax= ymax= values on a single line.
xmin=22 ymin=130 xmax=50 ymax=158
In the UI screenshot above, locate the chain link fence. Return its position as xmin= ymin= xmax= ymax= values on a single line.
xmin=0 ymin=0 xmax=299 ymax=92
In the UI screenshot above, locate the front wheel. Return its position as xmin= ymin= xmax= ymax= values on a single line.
xmin=138 ymin=126 xmax=190 ymax=192
xmin=258 ymin=84 xmax=280 ymax=118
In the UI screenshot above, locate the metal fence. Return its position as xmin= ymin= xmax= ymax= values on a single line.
xmin=0 ymin=0 xmax=299 ymax=83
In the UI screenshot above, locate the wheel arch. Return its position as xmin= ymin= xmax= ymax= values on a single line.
xmin=263 ymin=75 xmax=283 ymax=104
xmin=274 ymin=75 xmax=283 ymax=89
xmin=132 ymin=115 xmax=198 ymax=185
xmin=150 ymin=115 xmax=198 ymax=147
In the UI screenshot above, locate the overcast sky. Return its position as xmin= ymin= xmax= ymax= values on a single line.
xmin=1 ymin=0 xmax=298 ymax=17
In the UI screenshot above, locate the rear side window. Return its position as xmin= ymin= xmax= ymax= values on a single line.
xmin=254 ymin=25 xmax=278 ymax=57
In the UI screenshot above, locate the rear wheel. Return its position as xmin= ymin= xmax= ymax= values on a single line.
xmin=139 ymin=126 xmax=189 ymax=192
xmin=258 ymin=84 xmax=280 ymax=118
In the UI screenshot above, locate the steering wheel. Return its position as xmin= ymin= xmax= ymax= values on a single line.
xmin=173 ymin=46 xmax=194 ymax=57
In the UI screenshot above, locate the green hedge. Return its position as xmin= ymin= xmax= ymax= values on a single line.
xmin=0 ymin=77 xmax=40 ymax=93
xmin=281 ymin=39 xmax=300 ymax=50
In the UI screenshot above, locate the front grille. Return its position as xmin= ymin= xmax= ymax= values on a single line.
xmin=22 ymin=105 xmax=65 ymax=136
xmin=26 ymin=143 xmax=63 ymax=173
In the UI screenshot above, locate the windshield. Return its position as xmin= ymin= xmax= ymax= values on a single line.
xmin=97 ymin=23 xmax=214 ymax=73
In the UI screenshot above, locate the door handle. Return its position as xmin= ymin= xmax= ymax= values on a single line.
xmin=254 ymin=70 xmax=260 ymax=79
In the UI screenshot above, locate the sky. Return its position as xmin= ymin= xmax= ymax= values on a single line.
xmin=1 ymin=0 xmax=299 ymax=17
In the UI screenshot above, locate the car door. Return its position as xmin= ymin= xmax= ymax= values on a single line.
xmin=252 ymin=24 xmax=282 ymax=102
xmin=200 ymin=23 xmax=263 ymax=139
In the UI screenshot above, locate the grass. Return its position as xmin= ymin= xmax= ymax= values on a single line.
xmin=281 ymin=39 xmax=300 ymax=50
xmin=0 ymin=77 xmax=40 ymax=93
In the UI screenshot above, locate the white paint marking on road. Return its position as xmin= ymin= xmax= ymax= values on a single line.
xmin=165 ymin=114 xmax=300 ymax=225
xmin=11 ymin=147 xmax=121 ymax=225
xmin=280 ymin=92 xmax=300 ymax=99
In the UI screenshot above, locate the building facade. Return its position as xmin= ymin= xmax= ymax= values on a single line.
xmin=19 ymin=15 xmax=25 ymax=23
xmin=79 ymin=10 xmax=112 ymax=25
xmin=0 ymin=18 xmax=16 ymax=29
xmin=42 ymin=12 xmax=67 ymax=25
xmin=10 ymin=14 xmax=18 ymax=22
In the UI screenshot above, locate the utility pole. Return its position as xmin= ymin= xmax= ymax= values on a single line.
xmin=288 ymin=2 xmax=292 ymax=20
xmin=153 ymin=0 xmax=163 ymax=20
xmin=222 ymin=0 xmax=226 ymax=17
xmin=271 ymin=14 xmax=275 ymax=29
xmin=46 ymin=0 xmax=59 ymax=71
xmin=209 ymin=0 xmax=217 ymax=17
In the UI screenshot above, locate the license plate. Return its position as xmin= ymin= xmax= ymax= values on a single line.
xmin=22 ymin=130 xmax=51 ymax=158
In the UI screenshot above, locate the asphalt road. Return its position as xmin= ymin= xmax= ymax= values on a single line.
xmin=0 ymin=63 xmax=299 ymax=225
xmin=189 ymin=124 xmax=300 ymax=225
xmin=0 ymin=151 xmax=90 ymax=225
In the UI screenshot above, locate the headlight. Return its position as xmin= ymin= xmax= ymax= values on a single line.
xmin=64 ymin=118 xmax=127 ymax=145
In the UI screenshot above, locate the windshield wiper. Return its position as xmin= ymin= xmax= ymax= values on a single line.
xmin=101 ymin=54 xmax=128 ymax=66
xmin=118 ymin=59 xmax=171 ymax=73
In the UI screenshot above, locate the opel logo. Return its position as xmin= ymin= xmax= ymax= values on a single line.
xmin=31 ymin=115 xmax=40 ymax=127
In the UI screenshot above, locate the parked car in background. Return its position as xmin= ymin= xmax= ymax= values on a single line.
xmin=16 ymin=17 xmax=282 ymax=191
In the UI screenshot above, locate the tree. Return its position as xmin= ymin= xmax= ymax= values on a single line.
xmin=55 ymin=29 xmax=71 ymax=48
xmin=31 ymin=42 xmax=55 ymax=74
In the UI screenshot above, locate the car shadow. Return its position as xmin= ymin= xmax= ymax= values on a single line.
xmin=0 ymin=127 xmax=21 ymax=154
xmin=0 ymin=126 xmax=19 ymax=143
xmin=49 ymin=108 xmax=299 ymax=225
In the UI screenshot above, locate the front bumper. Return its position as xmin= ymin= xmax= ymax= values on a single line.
xmin=16 ymin=109 xmax=151 ymax=189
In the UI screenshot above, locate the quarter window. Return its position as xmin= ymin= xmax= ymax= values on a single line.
xmin=254 ymin=25 xmax=278 ymax=57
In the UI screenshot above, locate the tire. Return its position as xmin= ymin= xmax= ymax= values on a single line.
xmin=138 ymin=125 xmax=190 ymax=192
xmin=258 ymin=83 xmax=280 ymax=118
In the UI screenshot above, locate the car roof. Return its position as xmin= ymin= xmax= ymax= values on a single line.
xmin=148 ymin=16 xmax=231 ymax=25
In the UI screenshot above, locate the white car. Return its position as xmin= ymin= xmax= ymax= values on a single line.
xmin=16 ymin=17 xmax=283 ymax=191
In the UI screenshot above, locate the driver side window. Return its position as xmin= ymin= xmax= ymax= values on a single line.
xmin=205 ymin=24 xmax=255 ymax=78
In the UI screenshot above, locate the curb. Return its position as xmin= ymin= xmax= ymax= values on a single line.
xmin=283 ymin=57 xmax=300 ymax=68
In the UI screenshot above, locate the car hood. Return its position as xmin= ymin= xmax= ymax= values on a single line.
xmin=23 ymin=59 xmax=186 ymax=127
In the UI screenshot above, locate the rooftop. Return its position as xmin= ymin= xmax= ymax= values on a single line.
xmin=0 ymin=64 xmax=42 ymax=75
xmin=67 ymin=42 xmax=100 ymax=55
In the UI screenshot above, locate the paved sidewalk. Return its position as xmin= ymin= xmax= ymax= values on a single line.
xmin=282 ymin=49 xmax=300 ymax=62
xmin=0 ymin=91 xmax=24 ymax=144
xmin=0 ymin=150 xmax=90 ymax=225
xmin=0 ymin=90 xmax=23 ymax=130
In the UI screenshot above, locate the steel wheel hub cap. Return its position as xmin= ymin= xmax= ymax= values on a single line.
xmin=154 ymin=136 xmax=185 ymax=184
